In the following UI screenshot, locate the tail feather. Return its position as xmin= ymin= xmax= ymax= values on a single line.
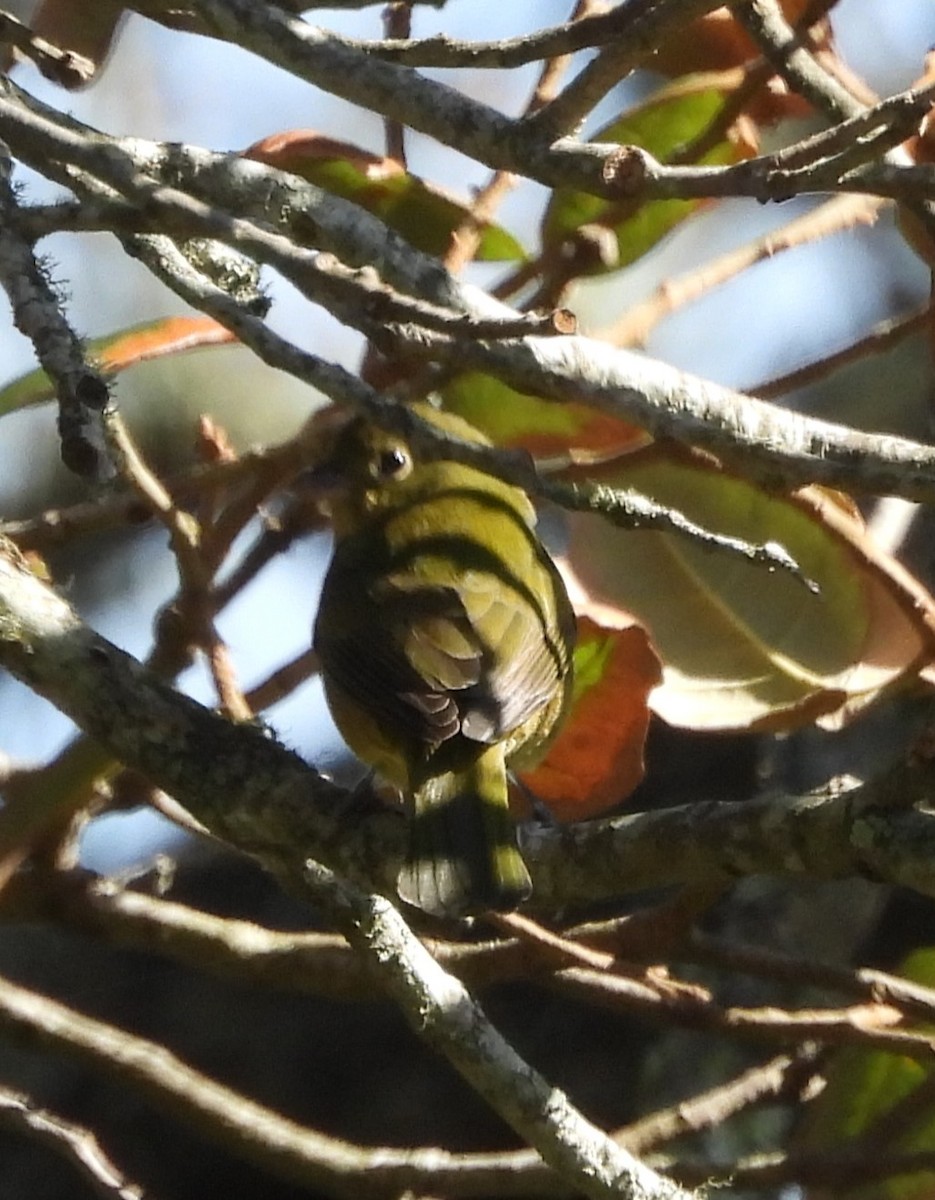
xmin=398 ymin=745 xmax=531 ymax=918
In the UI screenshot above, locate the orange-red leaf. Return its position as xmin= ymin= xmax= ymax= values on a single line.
xmin=518 ymin=615 xmax=662 ymax=822
xmin=0 ymin=316 xmax=236 ymax=416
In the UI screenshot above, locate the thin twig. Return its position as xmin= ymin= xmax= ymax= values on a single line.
xmin=606 ymin=194 xmax=883 ymax=347
xmin=104 ymin=411 xmax=251 ymax=721
xmin=381 ymin=3 xmax=410 ymax=166
xmin=554 ymin=966 xmax=932 ymax=1058
xmin=0 ymin=10 xmax=94 ymax=86
xmin=524 ymin=0 xmax=744 ymax=138
xmin=690 ymin=930 xmax=935 ymax=1027
xmin=0 ymin=968 xmax=558 ymax=1199
xmin=754 ymin=304 xmax=933 ymax=398
xmin=301 ymin=860 xmax=697 ymax=1200
xmin=0 ymin=1086 xmax=147 ymax=1200
xmin=619 ymin=1045 xmax=823 ymax=1154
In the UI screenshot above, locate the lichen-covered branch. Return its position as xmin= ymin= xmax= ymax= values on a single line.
xmin=4 ymin=537 xmax=935 ymax=917
xmin=301 ymin=861 xmax=697 ymax=1200
xmin=1 ymin=74 xmax=932 ymax=503
xmin=0 ymin=147 xmax=112 ymax=479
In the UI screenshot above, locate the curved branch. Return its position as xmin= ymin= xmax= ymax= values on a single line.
xmin=0 ymin=538 xmax=695 ymax=1200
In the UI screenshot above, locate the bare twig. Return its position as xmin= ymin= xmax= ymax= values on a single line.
xmin=381 ymin=2 xmax=410 ymax=166
xmin=301 ymin=860 xmax=697 ymax=1200
xmin=0 ymin=969 xmax=555 ymax=1199
xmin=0 ymin=10 xmax=94 ymax=86
xmin=735 ymin=0 xmax=863 ymax=121
xmin=554 ymin=966 xmax=933 ymax=1058
xmin=200 ymin=0 xmax=726 ymax=72
xmin=523 ymin=0 xmax=742 ymax=138
xmin=754 ymin=304 xmax=933 ymax=398
xmin=619 ymin=1045 xmax=823 ymax=1154
xmin=245 ymin=647 xmax=321 ymax=711
xmin=606 ymin=194 xmax=884 ymax=347
xmin=0 ymin=1086 xmax=146 ymax=1200
xmin=690 ymin=930 xmax=935 ymax=1027
xmin=105 ymin=411 xmax=251 ymax=721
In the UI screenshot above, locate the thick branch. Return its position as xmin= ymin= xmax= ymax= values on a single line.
xmin=3 ymin=75 xmax=935 ymax=502
xmin=301 ymin=862 xmax=696 ymax=1200
xmin=4 ymin=540 xmax=935 ymax=915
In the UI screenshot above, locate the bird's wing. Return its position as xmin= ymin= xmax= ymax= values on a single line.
xmin=448 ymin=568 xmax=568 ymax=743
xmin=315 ymin=566 xmax=479 ymax=751
xmin=316 ymin=556 xmax=568 ymax=755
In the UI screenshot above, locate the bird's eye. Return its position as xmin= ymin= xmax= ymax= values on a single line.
xmin=374 ymin=446 xmax=412 ymax=480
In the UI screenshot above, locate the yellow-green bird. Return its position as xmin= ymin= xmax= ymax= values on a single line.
xmin=313 ymin=402 xmax=576 ymax=918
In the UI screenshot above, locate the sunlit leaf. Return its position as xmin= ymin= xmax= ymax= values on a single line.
xmin=441 ymin=371 xmax=647 ymax=458
xmin=561 ymin=447 xmax=935 ymax=731
xmin=542 ymin=76 xmax=756 ymax=275
xmin=518 ymin=615 xmax=662 ymax=821
xmin=0 ymin=316 xmax=236 ymax=416
xmin=243 ymin=132 xmax=525 ymax=262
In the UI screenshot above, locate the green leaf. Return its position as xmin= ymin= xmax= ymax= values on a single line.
xmin=800 ymin=949 xmax=935 ymax=1200
xmin=562 ymin=448 xmax=935 ymax=731
xmin=243 ymin=132 xmax=525 ymax=262
xmin=441 ymin=371 xmax=646 ymax=456
xmin=543 ymin=77 xmax=752 ymax=274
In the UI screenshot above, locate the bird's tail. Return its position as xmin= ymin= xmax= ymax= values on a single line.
xmin=399 ymin=744 xmax=532 ymax=918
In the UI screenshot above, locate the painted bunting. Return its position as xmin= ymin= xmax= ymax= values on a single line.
xmin=313 ymin=403 xmax=575 ymax=918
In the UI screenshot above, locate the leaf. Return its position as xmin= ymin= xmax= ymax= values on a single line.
xmin=26 ymin=1 xmax=220 ymax=85
xmin=29 ymin=0 xmax=126 ymax=84
xmin=518 ymin=615 xmax=662 ymax=821
xmin=441 ymin=371 xmax=648 ymax=458
xmin=542 ymin=76 xmax=756 ymax=275
xmin=560 ymin=446 xmax=935 ymax=732
xmin=243 ymin=132 xmax=525 ymax=262
xmin=799 ymin=949 xmax=935 ymax=1200
xmin=0 ymin=316 xmax=236 ymax=416
xmin=650 ymin=0 xmax=826 ymax=120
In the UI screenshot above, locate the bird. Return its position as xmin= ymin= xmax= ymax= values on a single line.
xmin=312 ymin=401 xmax=575 ymax=918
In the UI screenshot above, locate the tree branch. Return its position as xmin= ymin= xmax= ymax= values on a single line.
xmin=0 ymin=147 xmax=112 ymax=479
xmin=0 ymin=1086 xmax=146 ymax=1200
xmin=4 ymin=538 xmax=935 ymax=915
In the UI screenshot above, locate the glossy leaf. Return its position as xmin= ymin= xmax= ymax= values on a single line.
xmin=243 ymin=132 xmax=525 ymax=262
xmin=0 ymin=316 xmax=236 ymax=417
xmin=518 ymin=615 xmax=662 ymax=821
xmin=542 ymin=77 xmax=756 ymax=275
xmin=561 ymin=447 xmax=935 ymax=731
